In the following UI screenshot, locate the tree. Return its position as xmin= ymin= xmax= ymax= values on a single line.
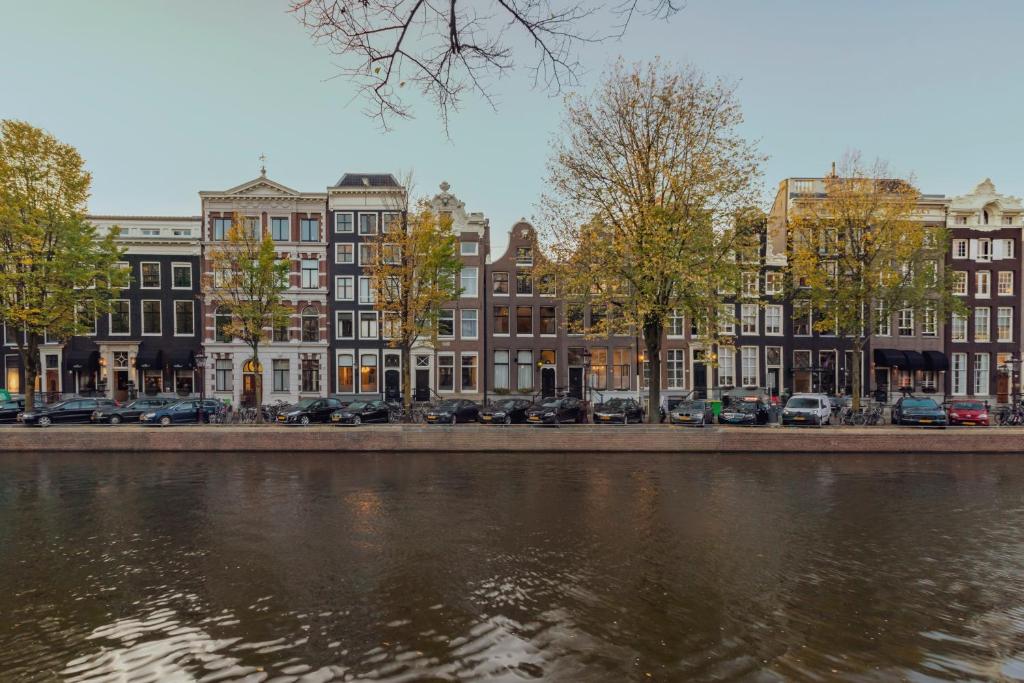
xmin=786 ymin=154 xmax=961 ymax=410
xmin=0 ymin=120 xmax=128 ymax=408
xmin=363 ymin=198 xmax=463 ymax=410
xmin=203 ymin=217 xmax=292 ymax=420
xmin=290 ymin=0 xmax=682 ymax=130
xmin=540 ymin=60 xmax=764 ymax=422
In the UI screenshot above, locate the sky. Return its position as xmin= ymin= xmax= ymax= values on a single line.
xmin=2 ymin=1 xmax=1023 ymax=255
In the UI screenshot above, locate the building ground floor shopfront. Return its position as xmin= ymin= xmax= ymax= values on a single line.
xmin=207 ymin=342 xmax=329 ymax=407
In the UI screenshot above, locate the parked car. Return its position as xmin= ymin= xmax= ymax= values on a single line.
xmin=526 ymin=396 xmax=585 ymax=425
xmin=331 ymin=400 xmax=393 ymax=425
xmin=0 ymin=397 xmax=44 ymax=424
xmin=668 ymin=400 xmax=714 ymax=426
xmin=781 ymin=393 xmax=833 ymax=427
xmin=946 ymin=400 xmax=990 ymax=426
xmin=891 ymin=396 xmax=947 ymax=427
xmin=277 ymin=397 xmax=345 ymax=425
xmin=21 ymin=398 xmax=119 ymax=427
xmin=424 ymin=399 xmax=480 ymax=425
xmin=92 ymin=397 xmax=176 ymax=424
xmin=140 ymin=399 xmax=223 ymax=426
xmin=718 ymin=397 xmax=771 ymax=425
xmin=593 ymin=398 xmax=644 ymax=424
xmin=479 ymin=398 xmax=532 ymax=424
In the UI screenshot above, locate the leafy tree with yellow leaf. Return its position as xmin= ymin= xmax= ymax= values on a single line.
xmin=202 ymin=217 xmax=292 ymax=420
xmin=363 ymin=198 xmax=462 ymax=410
xmin=0 ymin=120 xmax=128 ymax=408
xmin=786 ymin=154 xmax=961 ymax=410
xmin=540 ymin=60 xmax=764 ymax=421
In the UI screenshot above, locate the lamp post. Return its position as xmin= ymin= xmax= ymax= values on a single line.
xmin=581 ymin=349 xmax=592 ymax=421
xmin=1006 ymin=355 xmax=1021 ymax=405
xmin=194 ymin=351 xmax=207 ymax=401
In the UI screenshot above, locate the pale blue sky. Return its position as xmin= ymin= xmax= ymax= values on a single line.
xmin=2 ymin=1 xmax=1022 ymax=253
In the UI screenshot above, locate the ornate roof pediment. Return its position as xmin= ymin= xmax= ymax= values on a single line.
xmin=200 ymin=175 xmax=325 ymax=201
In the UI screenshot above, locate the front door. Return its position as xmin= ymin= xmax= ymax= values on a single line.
xmin=997 ymin=373 xmax=1010 ymax=403
xmin=415 ymin=369 xmax=430 ymax=402
xmin=541 ymin=367 xmax=556 ymax=397
xmin=766 ymin=368 xmax=780 ymax=399
xmin=385 ymin=369 xmax=400 ymax=402
xmin=692 ymin=352 xmax=707 ymax=399
xmin=568 ymin=367 xmax=583 ymax=399
xmin=113 ymin=370 xmax=129 ymax=403
xmin=242 ymin=374 xmax=257 ymax=407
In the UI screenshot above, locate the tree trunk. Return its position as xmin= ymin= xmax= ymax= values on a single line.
xmin=852 ymin=343 xmax=863 ymax=412
xmin=643 ymin=316 xmax=663 ymax=424
xmin=250 ymin=341 xmax=264 ymax=423
xmin=401 ymin=343 xmax=412 ymax=410
xmin=20 ymin=336 xmax=39 ymax=409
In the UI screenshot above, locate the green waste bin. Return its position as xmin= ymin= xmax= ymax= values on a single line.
xmin=709 ymin=400 xmax=722 ymax=417
xmin=0 ymin=389 xmax=10 ymax=401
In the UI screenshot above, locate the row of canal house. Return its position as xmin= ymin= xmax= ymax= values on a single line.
xmin=2 ymin=173 xmax=1022 ymax=408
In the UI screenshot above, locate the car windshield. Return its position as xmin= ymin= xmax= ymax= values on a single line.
xmin=601 ymin=399 xmax=628 ymax=410
xmin=541 ymin=400 xmax=561 ymax=409
xmin=296 ymin=398 xmax=318 ymax=409
xmin=681 ymin=401 xmax=705 ymax=411
xmin=436 ymin=402 xmax=458 ymax=410
xmin=1 ymin=401 xmax=19 ymax=409
xmin=733 ymin=402 xmax=757 ymax=413
xmin=903 ymin=398 xmax=939 ymax=409
xmin=788 ymin=398 xmax=819 ymax=409
xmin=493 ymin=400 xmax=517 ymax=410
xmin=347 ymin=402 xmax=367 ymax=410
xmin=951 ymin=401 xmax=985 ymax=410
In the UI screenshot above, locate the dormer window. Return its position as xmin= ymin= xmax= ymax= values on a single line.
xmin=983 ymin=209 xmax=990 ymax=225
xmin=955 ymin=216 xmax=967 ymax=226
xmin=1005 ymin=216 xmax=1014 ymax=226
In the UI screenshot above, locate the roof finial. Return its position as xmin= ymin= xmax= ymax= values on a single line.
xmin=440 ymin=181 xmax=450 ymax=193
xmin=258 ymin=153 xmax=267 ymax=177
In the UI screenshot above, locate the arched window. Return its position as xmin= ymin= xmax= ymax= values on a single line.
xmin=301 ymin=306 xmax=319 ymax=342
xmin=983 ymin=209 xmax=990 ymax=225
xmin=214 ymin=306 xmax=232 ymax=342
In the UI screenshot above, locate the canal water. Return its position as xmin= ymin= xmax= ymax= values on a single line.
xmin=1 ymin=452 xmax=1023 ymax=682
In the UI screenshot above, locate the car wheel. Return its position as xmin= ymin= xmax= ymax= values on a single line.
xmin=504 ymin=415 xmax=512 ymax=425
xmin=450 ymin=415 xmax=457 ymax=425
xmin=110 ymin=415 xmax=122 ymax=425
xmin=353 ymin=416 xmax=361 ymax=426
xmin=159 ymin=416 xmax=171 ymax=427
xmin=300 ymin=415 xmax=310 ymax=426
xmin=38 ymin=416 xmax=52 ymax=427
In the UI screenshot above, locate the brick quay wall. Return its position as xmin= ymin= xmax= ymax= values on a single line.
xmin=2 ymin=425 xmax=1024 ymax=454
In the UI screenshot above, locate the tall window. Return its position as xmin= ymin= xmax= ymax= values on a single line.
xmin=170 ymin=300 xmax=192 ymax=335
xmin=273 ymin=321 xmax=289 ymax=342
xmin=214 ymin=306 xmax=232 ymax=342
xmin=667 ymin=349 xmax=685 ymax=389
xmin=110 ymin=300 xmax=130 ymax=335
xmin=516 ymin=270 xmax=533 ymax=295
xmin=494 ymin=306 xmax=509 ymax=334
xmin=77 ymin=304 xmax=97 ymax=335
xmin=215 ymin=359 xmax=233 ymax=392
xmin=492 ymin=272 xmax=509 ymax=295
xmin=515 ymin=246 xmax=533 ymax=266
xmin=998 ymin=271 xmax=1014 ymax=296
xmin=301 ymin=307 xmax=319 ymax=342
xmin=382 ymin=212 xmax=402 ymax=233
xmin=740 ymin=304 xmax=758 ymax=335
xmin=494 ymin=350 xmax=510 ymax=390
xmin=358 ymin=213 xmax=378 ymax=235
xmin=271 ymin=217 xmax=289 ymax=241
xmin=764 ymin=271 xmax=783 ymax=295
xmin=793 ymin=301 xmax=811 ymax=336
xmin=874 ymin=301 xmax=890 ymax=336
xmin=516 ymin=306 xmax=532 ymax=335
xmin=438 ymin=355 xmax=454 ymax=391
xmin=718 ymin=347 xmax=735 ymax=386
xmin=359 ymin=312 xmax=378 ymax=339
xmin=461 ymin=354 xmax=478 ymax=391
xmin=998 ymin=307 xmax=1013 ymax=342
xmin=460 ymin=267 xmax=478 ymax=297
xmin=978 ymin=238 xmax=992 ymax=261
xmin=301 ymin=260 xmax=319 ymax=289
xmin=765 ymin=305 xmax=782 ymax=335
xmin=952 ymin=239 xmax=968 ymax=258
xmin=953 ymin=271 xmax=968 ymax=295
xmin=335 ymin=276 xmax=354 ymax=301
xmin=300 ymin=218 xmax=318 ymax=242
xmin=140 ymin=262 xmax=160 ymax=288
xmin=358 ymin=276 xmax=375 ymax=305
xmin=975 ymin=307 xmax=990 ymax=342
xmin=668 ymin=309 xmax=685 ymax=337
xmin=921 ymin=304 xmax=937 ymax=337
xmin=142 ymin=300 xmax=161 ymax=335
xmin=273 ymin=359 xmax=290 ymax=392
xmin=974 ymin=353 xmax=990 ymax=396
xmin=172 ymin=264 xmax=192 ymax=289
xmin=976 ymin=271 xmax=991 ymax=298
xmin=337 ymin=354 xmax=354 ymax=392
xmin=539 ymin=306 xmax=556 ymax=335
xmin=360 ymin=354 xmax=378 ymax=392
xmin=438 ymin=310 xmax=454 ymax=337
xmin=335 ymin=212 xmax=353 ymax=233
xmin=243 ymin=217 xmax=259 ymax=239
xmin=741 ymin=272 xmax=759 ymax=297
xmin=516 ymin=350 xmax=533 ymax=391
xmin=612 ymin=349 xmax=630 ymax=390
xmin=460 ymin=309 xmax=478 ymax=339
xmin=213 ymin=217 xmax=231 ymax=240
xmin=718 ymin=304 xmax=735 ymax=335
xmin=301 ymin=358 xmax=320 ymax=392
xmin=951 ymin=313 xmax=967 ymax=342
xmin=335 ymin=311 xmax=354 ymax=339
xmin=898 ymin=307 xmax=914 ymax=336
xmin=335 ymin=243 xmax=354 ymax=264
xmin=741 ymin=346 xmax=758 ymax=387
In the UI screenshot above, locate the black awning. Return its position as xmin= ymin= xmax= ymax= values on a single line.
xmin=65 ymin=350 xmax=99 ymax=371
xmin=873 ymin=348 xmax=905 ymax=368
xmin=136 ymin=348 xmax=164 ymax=370
xmin=903 ymin=350 xmax=925 ymax=370
xmin=169 ymin=350 xmax=195 ymax=369
xmin=923 ymin=350 xmax=948 ymax=371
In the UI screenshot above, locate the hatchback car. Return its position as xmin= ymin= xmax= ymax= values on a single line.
xmin=479 ymin=398 xmax=532 ymax=424
xmin=141 ymin=399 xmax=223 ymax=426
xmin=424 ymin=399 xmax=480 ymax=424
xmin=331 ymin=400 xmax=393 ymax=425
xmin=891 ymin=396 xmax=947 ymax=427
xmin=21 ymin=398 xmax=119 ymax=427
xmin=668 ymin=400 xmax=713 ymax=426
xmin=781 ymin=394 xmax=833 ymax=427
xmin=718 ymin=397 xmax=771 ymax=425
xmin=593 ymin=398 xmax=644 ymax=424
xmin=92 ymin=397 xmax=175 ymax=424
xmin=945 ymin=400 xmax=990 ymax=426
xmin=277 ymin=397 xmax=345 ymax=425
xmin=526 ymin=397 xmax=585 ymax=425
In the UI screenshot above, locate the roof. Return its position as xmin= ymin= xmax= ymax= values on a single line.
xmin=88 ymin=215 xmax=201 ymax=221
xmin=333 ymin=173 xmax=401 ymax=188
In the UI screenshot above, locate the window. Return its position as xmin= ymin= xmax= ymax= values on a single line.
xmin=140 ymin=262 xmax=160 ymax=288
xmin=741 ymin=346 xmax=758 ymax=387
xmin=954 ymin=216 xmax=968 ymax=226
xmin=717 ymin=347 xmax=735 ymax=386
xmin=382 ymin=212 xmax=402 ymax=233
xmin=978 ymin=238 xmax=992 ymax=261
xmin=438 ymin=309 xmax=454 ymax=337
xmin=976 ymin=271 xmax=991 ymax=298
xmin=516 ymin=306 xmax=532 ymax=335
xmin=997 ymin=239 xmax=1015 ymax=259
xmin=974 ymin=353 xmax=990 ymax=396
xmin=668 ymin=309 xmax=685 ymax=337
xmin=539 ymin=306 xmax=556 ymax=335
xmin=460 ymin=267 xmax=478 ymax=297
xmin=215 ymin=359 xmax=233 ymax=392
xmin=301 ymin=259 xmax=319 ymax=289
xmin=271 ymin=217 xmax=289 ymax=241
xmin=516 ymin=270 xmax=533 ymax=295
xmin=380 ymin=243 xmax=402 ymax=265
xmin=358 ymin=243 xmax=377 ymax=266
xmin=740 ymin=304 xmax=758 ymax=335
xmin=765 ymin=305 xmax=782 ymax=335
xmin=953 ymin=239 xmax=968 ymax=258
xmin=494 ymin=350 xmax=510 ymax=390
xmin=142 ymin=300 xmax=161 ymax=335
xmin=438 ymin=355 xmax=454 ymax=391
xmin=1005 ymin=217 xmax=1015 ymax=226
xmin=921 ymin=304 xmax=937 ymax=337
xmin=337 ymin=353 xmax=354 ymax=392
xmin=300 ymin=218 xmax=318 ymax=242
xmin=952 ymin=353 xmax=967 ymax=395
xmin=461 ymin=354 xmax=478 ymax=391
xmin=667 ymin=349 xmax=685 ymax=389
xmin=516 ymin=351 xmax=533 ymax=391
xmin=953 ymin=271 xmax=968 ymax=296
xmin=335 ymin=312 xmax=353 ymax=339
xmin=460 ymin=242 xmax=478 ymax=256
xmin=301 ymin=307 xmax=319 ymax=342
xmin=718 ymin=304 xmax=735 ymax=335
xmin=243 ymin=217 xmax=259 ymax=239
xmin=764 ymin=271 xmax=783 ymax=295
xmin=334 ymin=212 xmax=353 ymax=233
xmin=360 ymin=354 xmax=378 ymax=392
xmin=172 ymin=263 xmax=192 ymax=289
xmin=335 ymin=243 xmax=354 ymax=264
xmin=273 ymin=321 xmax=288 ymax=342
xmin=335 ymin=276 xmax=354 ymax=301
xmin=273 ymin=359 xmax=290 ymax=392
xmin=898 ymin=307 xmax=914 ymax=336
xmin=359 ymin=311 xmax=378 ymax=339
xmin=109 ymin=300 xmax=130 ymax=335
xmin=461 ymin=309 xmax=478 ymax=339
xmin=493 ymin=306 xmax=510 ymax=335
xmin=213 ymin=217 xmax=231 ymax=240
xmin=998 ymin=307 xmax=1013 ymax=342
xmin=612 ymin=348 xmax=630 ymax=390
xmin=77 ymin=305 xmax=97 ymax=335
xmin=214 ymin=306 xmax=232 ymax=342
xmin=538 ymin=275 xmax=555 ymax=296
xmin=793 ymin=301 xmax=811 ymax=336
xmin=382 ymin=312 xmax=400 ymax=339
xmin=515 ymin=246 xmax=533 ymax=266
xmin=301 ymin=358 xmax=320 ymax=393
xmin=998 ymin=271 xmax=1013 ymax=296
xmin=741 ymin=272 xmax=758 ymax=297
xmin=358 ymin=213 xmax=378 ymax=235
xmin=951 ymin=313 xmax=967 ymax=342
xmin=975 ymin=307 xmax=990 ymax=342
xmin=492 ymin=272 xmax=509 ymax=295
xmin=358 ymin=277 xmax=375 ymax=305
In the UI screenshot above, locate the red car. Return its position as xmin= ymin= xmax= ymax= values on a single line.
xmin=946 ymin=400 xmax=990 ymax=426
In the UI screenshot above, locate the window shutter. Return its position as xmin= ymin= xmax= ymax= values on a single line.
xmin=993 ymin=239 xmax=1005 ymax=260
xmin=969 ymin=239 xmax=978 ymax=260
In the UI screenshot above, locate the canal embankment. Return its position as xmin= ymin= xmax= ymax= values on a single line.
xmin=3 ymin=425 xmax=1024 ymax=453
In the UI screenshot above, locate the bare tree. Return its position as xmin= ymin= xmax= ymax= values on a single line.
xmin=290 ymin=0 xmax=682 ymax=129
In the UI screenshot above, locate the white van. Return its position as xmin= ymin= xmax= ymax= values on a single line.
xmin=781 ymin=393 xmax=833 ymax=427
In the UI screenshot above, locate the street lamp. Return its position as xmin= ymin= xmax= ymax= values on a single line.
xmin=581 ymin=349 xmax=593 ymax=421
xmin=194 ymin=351 xmax=207 ymax=400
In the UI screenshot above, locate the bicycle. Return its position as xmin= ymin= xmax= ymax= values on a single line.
xmin=388 ymin=403 xmax=427 ymax=424
xmin=262 ymin=400 xmax=289 ymax=422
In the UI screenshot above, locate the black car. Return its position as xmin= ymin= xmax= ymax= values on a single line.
xmin=424 ymin=399 xmax=480 ymax=425
xmin=891 ymin=396 xmax=947 ymax=427
xmin=21 ymin=398 xmax=119 ymax=426
xmin=668 ymin=400 xmax=713 ymax=426
xmin=0 ymin=397 xmax=44 ymax=424
xmin=140 ymin=399 xmax=224 ymax=426
xmin=526 ymin=397 xmax=585 ymax=425
xmin=593 ymin=398 xmax=644 ymax=424
xmin=276 ymin=397 xmax=345 ymax=425
xmin=718 ymin=398 xmax=771 ymax=425
xmin=331 ymin=400 xmax=393 ymax=425
xmin=92 ymin=397 xmax=175 ymax=424
xmin=479 ymin=398 xmax=532 ymax=424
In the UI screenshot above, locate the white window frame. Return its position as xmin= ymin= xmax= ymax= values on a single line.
xmin=976 ymin=270 xmax=991 ymax=299
xmin=358 ymin=243 xmax=376 ymax=266
xmin=974 ymin=353 xmax=990 ymax=396
xmin=953 ymin=271 xmax=968 ymax=296
xmin=718 ymin=304 xmax=735 ymax=336
xmin=668 ymin=309 xmax=685 ymax=338
xmin=764 ymin=271 xmax=783 ymax=295
xmin=951 ymin=313 xmax=967 ymax=342
xmin=666 ymin=349 xmax=686 ymax=390
xmin=460 ymin=352 xmax=479 ymax=392
xmin=765 ymin=304 xmax=783 ymax=336
xmin=359 ymin=311 xmax=379 ymax=340
xmin=978 ymin=238 xmax=992 ymax=262
xmin=921 ymin=304 xmax=937 ymax=337
xmin=270 ymin=216 xmax=290 ymax=241
xmin=358 ymin=212 xmax=378 ymax=236
xmin=717 ymin=346 xmax=735 ymax=387
xmin=335 ymin=311 xmax=354 ymax=340
xmin=336 ymin=349 xmax=356 ymax=393
xmin=335 ymin=242 xmax=354 ymax=265
xmin=460 ymin=309 xmax=479 ymax=340
xmin=740 ymin=303 xmax=758 ymax=335
xmin=998 ymin=271 xmax=1014 ymax=296
xmin=897 ymin=307 xmax=914 ymax=337
xmin=358 ymin=351 xmax=379 ymax=394
xmin=951 ymin=352 xmax=967 ymax=396
xmin=741 ymin=272 xmax=758 ymax=297
xmin=335 ymin=275 xmax=354 ymax=301
xmin=358 ymin=276 xmax=375 ymax=305
xmin=493 ymin=350 xmax=510 ymax=391
xmin=140 ymin=299 xmax=162 ymax=336
xmin=381 ymin=211 xmax=402 ymax=233
xmin=437 ymin=353 xmax=456 ymax=393
xmin=460 ymin=266 xmax=479 ymax=298
xmin=998 ymin=306 xmax=1013 ymax=343
xmin=334 ymin=212 xmax=354 ymax=233
xmin=460 ymin=241 xmax=479 ymax=256
xmin=300 ymin=259 xmax=319 ymax=289
xmin=173 ymin=300 xmax=194 ymax=337
xmin=139 ymin=261 xmax=161 ymax=289
xmin=109 ymin=299 xmax=131 ymax=336
xmin=438 ymin=309 xmax=455 ymax=339
xmin=975 ymin=307 xmax=990 ymax=343
xmin=741 ymin=345 xmax=758 ymax=388
xmin=171 ymin=262 xmax=192 ymax=290
xmin=952 ymin=239 xmax=968 ymax=259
